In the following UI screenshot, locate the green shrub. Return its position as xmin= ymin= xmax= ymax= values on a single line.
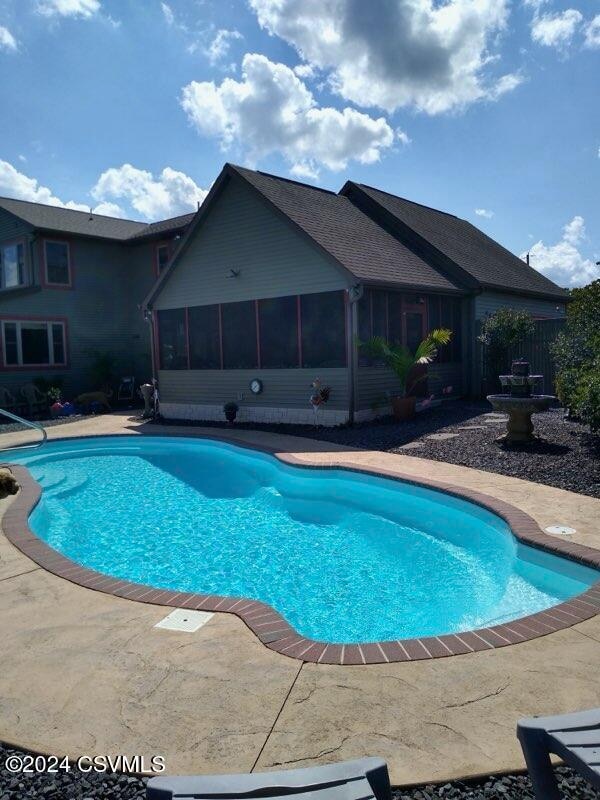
xmin=552 ymin=280 xmax=600 ymax=430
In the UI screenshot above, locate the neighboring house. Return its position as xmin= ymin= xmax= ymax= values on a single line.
xmin=144 ymin=164 xmax=568 ymax=426
xmin=0 ymin=196 xmax=194 ymax=402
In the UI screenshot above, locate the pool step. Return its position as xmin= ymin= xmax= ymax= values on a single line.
xmin=44 ymin=473 xmax=88 ymax=500
xmin=36 ymin=468 xmax=67 ymax=491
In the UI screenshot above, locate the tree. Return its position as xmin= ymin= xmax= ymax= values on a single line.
xmin=552 ymin=280 xmax=600 ymax=431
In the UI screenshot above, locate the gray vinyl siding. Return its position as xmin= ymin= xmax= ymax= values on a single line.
xmin=159 ymin=369 xmax=349 ymax=410
xmin=154 ymin=176 xmax=349 ymax=310
xmin=153 ymin=176 xmax=351 ymax=416
xmin=0 ymin=208 xmax=33 ymax=243
xmin=475 ymin=290 xmax=567 ymax=320
xmin=0 ymin=231 xmax=156 ymax=399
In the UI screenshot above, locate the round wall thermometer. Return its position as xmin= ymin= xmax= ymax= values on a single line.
xmin=249 ymin=379 xmax=263 ymax=394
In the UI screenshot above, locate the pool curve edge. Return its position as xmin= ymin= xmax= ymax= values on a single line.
xmin=2 ymin=432 xmax=600 ymax=665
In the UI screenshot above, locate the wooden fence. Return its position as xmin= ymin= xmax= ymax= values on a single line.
xmin=475 ymin=318 xmax=566 ymax=397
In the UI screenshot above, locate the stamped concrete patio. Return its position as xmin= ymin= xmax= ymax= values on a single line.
xmin=1 ymin=412 xmax=600 ymax=786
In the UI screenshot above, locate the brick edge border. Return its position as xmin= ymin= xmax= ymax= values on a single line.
xmin=2 ymin=432 xmax=600 ymax=665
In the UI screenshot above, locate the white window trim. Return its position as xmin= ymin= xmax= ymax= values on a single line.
xmin=1 ymin=320 xmax=67 ymax=367
xmin=0 ymin=239 xmax=28 ymax=290
xmin=43 ymin=239 xmax=72 ymax=287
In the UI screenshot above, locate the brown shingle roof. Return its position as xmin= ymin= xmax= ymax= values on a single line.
xmin=232 ymin=166 xmax=462 ymax=292
xmin=127 ymin=212 xmax=196 ymax=241
xmin=0 ymin=196 xmax=147 ymax=240
xmin=344 ymin=183 xmax=568 ymax=299
xmin=0 ymin=197 xmax=196 ymax=242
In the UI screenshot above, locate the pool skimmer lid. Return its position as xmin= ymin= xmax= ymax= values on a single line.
xmin=154 ymin=609 xmax=214 ymax=632
xmin=545 ymin=525 xmax=576 ymax=536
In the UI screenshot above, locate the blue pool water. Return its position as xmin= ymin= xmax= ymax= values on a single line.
xmin=6 ymin=436 xmax=598 ymax=643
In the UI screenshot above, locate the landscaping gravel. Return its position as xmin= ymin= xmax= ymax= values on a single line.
xmin=1 ymin=743 xmax=598 ymax=799
xmin=158 ymin=401 xmax=600 ymax=499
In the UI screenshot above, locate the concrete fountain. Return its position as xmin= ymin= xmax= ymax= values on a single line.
xmin=487 ymin=358 xmax=555 ymax=444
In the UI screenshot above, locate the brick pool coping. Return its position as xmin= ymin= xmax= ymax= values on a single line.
xmin=2 ymin=431 xmax=600 ymax=665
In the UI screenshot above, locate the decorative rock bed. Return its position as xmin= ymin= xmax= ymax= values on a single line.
xmin=1 ymin=743 xmax=599 ymax=800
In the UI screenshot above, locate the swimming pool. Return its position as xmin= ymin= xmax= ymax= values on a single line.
xmin=5 ymin=435 xmax=599 ymax=645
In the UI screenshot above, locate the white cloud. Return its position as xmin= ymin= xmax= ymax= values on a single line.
xmin=0 ymin=25 xmax=17 ymax=51
xmin=161 ymin=2 xmax=175 ymax=26
xmin=0 ymin=159 xmax=86 ymax=209
xmin=0 ymin=159 xmax=207 ymax=221
xmin=530 ymin=8 xmax=583 ymax=50
xmin=522 ymin=216 xmax=599 ymax=288
xmin=92 ymin=201 xmax=125 ymax=217
xmin=91 ymin=164 xmax=208 ymax=220
xmin=206 ymin=29 xmax=243 ymax=65
xmin=180 ymin=52 xmax=396 ymax=176
xmin=475 ymin=208 xmax=494 ymax=218
xmin=248 ymin=0 xmax=517 ymax=115
xmin=293 ymin=63 xmax=316 ymax=79
xmin=0 ymin=159 xmax=123 ymax=214
xmin=489 ymin=71 xmax=525 ymax=98
xmin=36 ymin=0 xmax=101 ymax=18
xmin=584 ymin=14 xmax=600 ymax=48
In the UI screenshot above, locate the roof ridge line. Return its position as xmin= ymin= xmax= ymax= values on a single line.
xmin=0 ymin=194 xmax=149 ymax=225
xmin=356 ymin=183 xmax=460 ymax=220
xmin=229 ymin=163 xmax=339 ymax=197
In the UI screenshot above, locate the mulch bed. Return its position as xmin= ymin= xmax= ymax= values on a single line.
xmin=157 ymin=402 xmax=599 ymax=498
xmin=1 ymin=742 xmax=598 ymax=799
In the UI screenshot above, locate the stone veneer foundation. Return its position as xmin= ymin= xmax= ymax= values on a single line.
xmin=2 ymin=434 xmax=600 ymax=666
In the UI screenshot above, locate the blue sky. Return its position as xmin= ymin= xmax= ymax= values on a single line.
xmin=0 ymin=0 xmax=598 ymax=287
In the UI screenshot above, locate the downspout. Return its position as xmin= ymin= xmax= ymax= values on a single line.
xmin=143 ymin=304 xmax=158 ymax=405
xmin=346 ymin=284 xmax=362 ymax=426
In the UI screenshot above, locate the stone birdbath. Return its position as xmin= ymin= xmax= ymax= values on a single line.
xmin=487 ymin=359 xmax=555 ymax=444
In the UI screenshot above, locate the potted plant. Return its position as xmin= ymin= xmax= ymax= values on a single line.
xmin=223 ymin=401 xmax=239 ymax=423
xmin=47 ymin=387 xmax=63 ymax=418
xmin=359 ymin=329 xmax=452 ymax=420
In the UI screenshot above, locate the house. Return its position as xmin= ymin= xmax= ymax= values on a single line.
xmin=0 ymin=196 xmax=194 ymax=401
xmin=144 ymin=164 xmax=568 ymax=426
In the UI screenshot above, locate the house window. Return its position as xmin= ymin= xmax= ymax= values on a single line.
xmin=188 ymin=304 xmax=221 ymax=369
xmin=300 ymin=291 xmax=346 ymax=368
xmin=221 ymin=301 xmax=258 ymax=369
xmin=0 ymin=241 xmax=26 ymax=289
xmin=156 ymin=244 xmax=170 ymax=274
xmin=157 ymin=309 xmax=187 ymax=369
xmin=1 ymin=320 xmax=67 ymax=366
xmin=44 ymin=241 xmax=71 ymax=286
xmin=259 ymin=295 xmax=299 ymax=368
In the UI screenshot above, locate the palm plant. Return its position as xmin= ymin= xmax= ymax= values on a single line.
xmin=358 ymin=329 xmax=452 ymax=397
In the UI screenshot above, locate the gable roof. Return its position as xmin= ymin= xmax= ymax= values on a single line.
xmin=0 ymin=196 xmax=197 ymax=243
xmin=0 ymin=196 xmax=147 ymax=240
xmin=144 ymin=164 xmax=463 ymax=307
xmin=234 ymin=166 xmax=462 ymax=292
xmin=342 ymin=183 xmax=568 ymax=300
